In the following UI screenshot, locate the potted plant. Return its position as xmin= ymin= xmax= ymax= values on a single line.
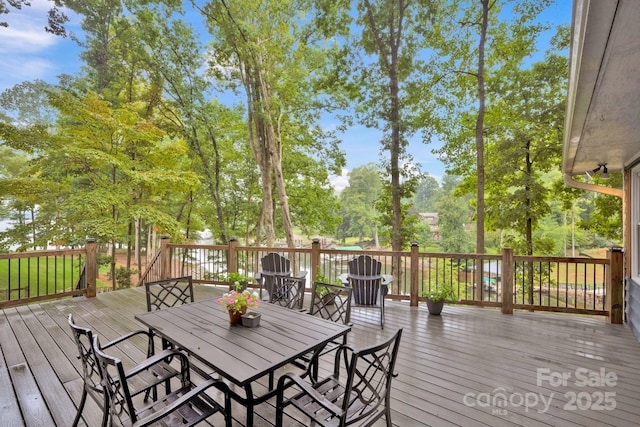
xmin=217 ymin=289 xmax=260 ymax=324
xmin=421 ymin=284 xmax=455 ymax=315
xmin=224 ymin=272 xmax=253 ymax=292
xmin=314 ymin=272 xmax=342 ymax=305
xmin=316 ymin=284 xmax=335 ymax=305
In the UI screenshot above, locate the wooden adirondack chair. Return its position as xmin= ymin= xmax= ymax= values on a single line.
xmin=344 ymin=255 xmax=392 ymax=329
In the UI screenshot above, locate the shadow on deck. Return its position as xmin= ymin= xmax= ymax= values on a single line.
xmin=1 ymin=285 xmax=639 ymax=426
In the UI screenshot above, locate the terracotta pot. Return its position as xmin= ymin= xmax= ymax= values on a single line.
xmin=228 ymin=306 xmax=247 ymax=324
xmin=322 ymin=294 xmax=335 ymax=305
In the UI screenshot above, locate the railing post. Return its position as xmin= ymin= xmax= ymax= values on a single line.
xmin=311 ymin=238 xmax=321 ymax=284
xmin=410 ymin=241 xmax=419 ymax=307
xmin=160 ymin=235 xmax=171 ymax=279
xmin=229 ymin=238 xmax=239 ymax=275
xmin=607 ymin=246 xmax=624 ymax=324
xmin=85 ymin=238 xmax=97 ymax=298
xmin=501 ymin=247 xmax=513 ymax=314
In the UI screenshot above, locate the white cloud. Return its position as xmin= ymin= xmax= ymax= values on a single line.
xmin=0 ymin=0 xmax=81 ymax=91
xmin=0 ymin=26 xmax=57 ymax=54
xmin=0 ymin=56 xmax=56 ymax=91
xmin=0 ymin=0 xmax=59 ymax=53
xmin=329 ymin=168 xmax=350 ymax=193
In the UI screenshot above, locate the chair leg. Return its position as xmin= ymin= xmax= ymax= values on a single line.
xmin=222 ymin=386 xmax=232 ymax=427
xmin=310 ymin=358 xmax=318 ymax=383
xmin=101 ymin=394 xmax=109 ymax=427
xmin=275 ymin=392 xmax=285 ymax=427
xmin=72 ymin=388 xmax=87 ymax=427
xmin=385 ymin=405 xmax=392 ymax=427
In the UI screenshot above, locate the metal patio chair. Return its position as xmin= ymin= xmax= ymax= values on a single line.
xmin=68 ymin=314 xmax=181 ymax=427
xmin=144 ymin=276 xmax=194 ymax=311
xmin=144 ymin=275 xmax=213 ymax=378
xmin=269 ymin=274 xmax=307 ymax=310
xmin=276 ymin=328 xmax=403 ymax=427
xmin=303 ymin=281 xmax=353 ymax=381
xmin=92 ymin=335 xmax=232 ymax=427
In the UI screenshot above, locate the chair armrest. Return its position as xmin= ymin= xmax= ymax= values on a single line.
xmin=293 ymin=275 xmax=306 ymax=290
xmin=277 ymin=372 xmax=343 ymax=417
xmin=124 ymin=349 xmax=188 ymax=379
xmin=101 ymin=329 xmax=152 ymax=349
xmin=132 ymin=378 xmax=229 ymax=427
xmin=339 ymin=273 xmax=348 ymax=285
xmin=382 ymin=275 xmax=392 ymax=296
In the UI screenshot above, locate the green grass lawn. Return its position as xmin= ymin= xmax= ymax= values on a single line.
xmin=0 ymin=256 xmax=82 ymax=296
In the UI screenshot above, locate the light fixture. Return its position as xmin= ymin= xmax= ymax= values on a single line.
xmin=591 ymin=163 xmax=609 ymax=179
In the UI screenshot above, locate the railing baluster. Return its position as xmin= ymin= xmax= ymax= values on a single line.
xmin=2 ymin=240 xmax=611 ymax=316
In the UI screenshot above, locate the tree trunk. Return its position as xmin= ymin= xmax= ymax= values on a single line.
xmin=255 ymin=55 xmax=295 ymax=250
xmin=189 ymin=125 xmax=228 ymax=244
xmin=571 ymin=201 xmax=576 ymax=257
xmin=390 ymin=60 xmax=403 ymax=292
xmin=126 ymin=221 xmax=132 ymax=272
xmin=31 ymin=207 xmax=37 ymax=250
xmin=242 ymin=63 xmax=275 ymax=247
xmin=526 ymin=139 xmax=534 ymax=304
xmin=136 ymin=218 xmax=141 ymax=282
xmin=362 ymin=0 xmax=407 ymax=289
xmin=110 ymin=237 xmax=117 ymax=290
xmin=474 ymin=0 xmax=489 ymax=300
xmin=563 ymin=211 xmax=568 ymax=256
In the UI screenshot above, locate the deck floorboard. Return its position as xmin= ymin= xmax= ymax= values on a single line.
xmin=2 ymin=285 xmax=640 ymax=426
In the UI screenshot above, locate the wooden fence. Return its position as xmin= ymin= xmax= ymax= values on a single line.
xmin=0 ymin=239 xmax=96 ymax=309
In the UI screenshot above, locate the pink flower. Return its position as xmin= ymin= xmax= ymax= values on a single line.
xmin=218 ymin=289 xmax=260 ymax=312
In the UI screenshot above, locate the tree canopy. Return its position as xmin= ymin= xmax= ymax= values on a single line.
xmin=0 ymin=0 xmax=622 ymax=260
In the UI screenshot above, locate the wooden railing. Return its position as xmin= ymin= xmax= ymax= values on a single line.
xmin=139 ymin=236 xmax=622 ymax=322
xmin=0 ymin=239 xmax=97 ymax=309
xmin=2 ymin=234 xmax=620 ymax=323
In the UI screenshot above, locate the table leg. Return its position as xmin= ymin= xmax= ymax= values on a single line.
xmin=244 ymin=383 xmax=255 ymax=426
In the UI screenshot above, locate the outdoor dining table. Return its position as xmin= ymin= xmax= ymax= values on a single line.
xmin=135 ymin=298 xmax=351 ymax=426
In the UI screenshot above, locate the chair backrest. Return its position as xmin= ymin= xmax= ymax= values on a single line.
xmin=270 ymin=275 xmax=305 ymax=309
xmin=145 ymin=276 xmax=194 ymax=312
xmin=261 ymin=252 xmax=291 ymax=274
xmin=92 ymin=335 xmax=143 ymax=426
xmin=68 ymin=314 xmax=102 ymax=395
xmin=309 ymin=282 xmax=352 ymax=325
xmin=347 ymin=255 xmax=383 ymax=305
xmin=340 ymin=328 xmax=403 ymax=424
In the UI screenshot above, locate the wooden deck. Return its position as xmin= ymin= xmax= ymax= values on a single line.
xmin=2 ymin=285 xmax=640 ymax=426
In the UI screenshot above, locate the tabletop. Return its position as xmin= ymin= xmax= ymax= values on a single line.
xmin=135 ymin=299 xmax=350 ymax=387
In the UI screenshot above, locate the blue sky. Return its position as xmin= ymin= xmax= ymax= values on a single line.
xmin=0 ymin=0 xmax=572 ymax=190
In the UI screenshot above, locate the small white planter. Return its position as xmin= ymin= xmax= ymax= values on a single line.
xmin=241 ymin=311 xmax=261 ymax=327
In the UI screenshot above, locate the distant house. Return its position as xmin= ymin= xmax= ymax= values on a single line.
xmin=562 ymin=0 xmax=639 ymax=340
xmin=418 ymin=212 xmax=440 ymax=240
